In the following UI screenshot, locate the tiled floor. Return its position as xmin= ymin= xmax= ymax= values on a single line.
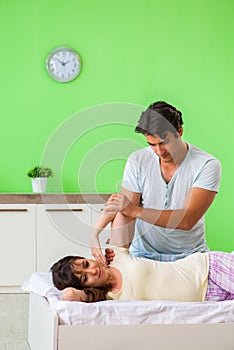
xmin=0 ymin=294 xmax=30 ymax=350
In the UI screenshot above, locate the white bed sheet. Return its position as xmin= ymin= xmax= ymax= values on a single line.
xmin=22 ymin=272 xmax=234 ymax=325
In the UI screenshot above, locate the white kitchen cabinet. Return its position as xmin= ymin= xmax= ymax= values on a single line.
xmin=36 ymin=204 xmax=93 ymax=271
xmin=0 ymin=204 xmax=36 ymax=291
xmin=0 ymin=199 xmax=110 ymax=292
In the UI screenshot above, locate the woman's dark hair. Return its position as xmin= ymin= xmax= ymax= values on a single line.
xmin=135 ymin=101 xmax=184 ymax=138
xmin=50 ymin=255 xmax=110 ymax=303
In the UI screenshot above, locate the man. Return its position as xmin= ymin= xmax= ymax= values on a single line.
xmin=93 ymin=101 xmax=221 ymax=262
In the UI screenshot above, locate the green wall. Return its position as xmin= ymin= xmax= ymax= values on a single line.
xmin=1 ymin=0 xmax=234 ymax=251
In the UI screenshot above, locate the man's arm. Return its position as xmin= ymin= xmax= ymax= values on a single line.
xmin=104 ymin=187 xmax=217 ymax=231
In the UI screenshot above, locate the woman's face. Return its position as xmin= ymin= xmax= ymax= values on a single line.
xmin=72 ymin=258 xmax=110 ymax=288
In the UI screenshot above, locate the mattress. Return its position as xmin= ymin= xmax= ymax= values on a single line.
xmin=22 ymin=272 xmax=234 ymax=325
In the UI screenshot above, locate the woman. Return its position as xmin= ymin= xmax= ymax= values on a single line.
xmin=51 ymin=213 xmax=234 ymax=303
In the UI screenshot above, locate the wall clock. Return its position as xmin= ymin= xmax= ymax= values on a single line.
xmin=46 ymin=47 xmax=82 ymax=82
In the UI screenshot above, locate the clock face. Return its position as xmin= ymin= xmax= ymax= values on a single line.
xmin=46 ymin=47 xmax=81 ymax=82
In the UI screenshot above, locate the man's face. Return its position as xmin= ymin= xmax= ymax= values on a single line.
xmin=145 ymin=131 xmax=181 ymax=163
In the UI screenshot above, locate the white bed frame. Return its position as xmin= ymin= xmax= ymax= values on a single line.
xmin=28 ymin=292 xmax=234 ymax=350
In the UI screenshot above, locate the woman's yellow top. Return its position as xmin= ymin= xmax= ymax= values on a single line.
xmin=108 ymin=248 xmax=209 ymax=302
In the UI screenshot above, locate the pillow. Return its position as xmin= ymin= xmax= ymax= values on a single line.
xmin=22 ymin=271 xmax=62 ymax=297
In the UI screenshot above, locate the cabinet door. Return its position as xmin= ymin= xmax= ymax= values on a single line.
xmin=91 ymin=204 xmax=111 ymax=250
xmin=0 ymin=204 xmax=36 ymax=286
xmin=37 ymin=204 xmax=92 ymax=271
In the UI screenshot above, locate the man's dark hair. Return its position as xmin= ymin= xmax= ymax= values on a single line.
xmin=135 ymin=101 xmax=184 ymax=138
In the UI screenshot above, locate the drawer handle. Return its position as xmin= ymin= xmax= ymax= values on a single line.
xmin=0 ymin=209 xmax=28 ymax=212
xmin=45 ymin=209 xmax=83 ymax=212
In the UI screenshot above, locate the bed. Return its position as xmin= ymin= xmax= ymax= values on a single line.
xmin=23 ymin=271 xmax=234 ymax=350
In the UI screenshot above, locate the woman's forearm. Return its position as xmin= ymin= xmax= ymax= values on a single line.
xmin=92 ymin=211 xmax=116 ymax=237
xmin=90 ymin=211 xmax=116 ymax=263
xmin=62 ymin=288 xmax=89 ymax=302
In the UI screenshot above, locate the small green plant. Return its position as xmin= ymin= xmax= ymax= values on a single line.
xmin=27 ymin=166 xmax=53 ymax=178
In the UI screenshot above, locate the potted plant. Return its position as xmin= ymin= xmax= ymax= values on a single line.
xmin=27 ymin=166 xmax=53 ymax=193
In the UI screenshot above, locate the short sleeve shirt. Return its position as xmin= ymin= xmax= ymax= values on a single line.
xmin=122 ymin=144 xmax=222 ymax=261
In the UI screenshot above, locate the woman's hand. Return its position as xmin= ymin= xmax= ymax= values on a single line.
xmin=90 ymin=233 xmax=107 ymax=266
xmin=62 ymin=287 xmax=88 ymax=302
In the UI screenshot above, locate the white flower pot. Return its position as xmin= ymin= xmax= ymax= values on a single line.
xmin=32 ymin=178 xmax=48 ymax=193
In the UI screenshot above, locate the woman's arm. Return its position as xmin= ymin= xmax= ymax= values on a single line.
xmin=108 ymin=212 xmax=136 ymax=248
xmin=62 ymin=287 xmax=109 ymax=303
xmin=62 ymin=287 xmax=89 ymax=302
xmin=108 ymin=188 xmax=140 ymax=248
xmin=90 ymin=211 xmax=116 ymax=264
xmin=91 ymin=189 xmax=141 ymax=262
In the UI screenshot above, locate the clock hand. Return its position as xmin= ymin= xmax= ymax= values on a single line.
xmin=54 ymin=57 xmax=65 ymax=65
xmin=54 ymin=58 xmax=71 ymax=66
xmin=63 ymin=60 xmax=71 ymax=65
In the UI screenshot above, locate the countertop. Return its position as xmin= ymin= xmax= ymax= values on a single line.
xmin=0 ymin=193 xmax=111 ymax=204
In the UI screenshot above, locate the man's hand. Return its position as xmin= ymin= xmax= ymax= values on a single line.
xmin=105 ymin=248 xmax=115 ymax=265
xmin=104 ymin=193 xmax=138 ymax=217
